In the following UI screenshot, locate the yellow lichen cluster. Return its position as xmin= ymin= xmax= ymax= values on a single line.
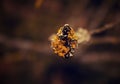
xmin=49 ymin=25 xmax=78 ymax=58
xmin=51 ymin=36 xmax=69 ymax=57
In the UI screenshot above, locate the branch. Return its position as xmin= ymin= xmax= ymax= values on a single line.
xmin=0 ymin=35 xmax=50 ymax=54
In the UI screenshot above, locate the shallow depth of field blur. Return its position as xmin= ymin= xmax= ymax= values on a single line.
xmin=0 ymin=0 xmax=120 ymax=84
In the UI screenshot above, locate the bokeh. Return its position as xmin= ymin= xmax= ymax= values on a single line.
xmin=0 ymin=0 xmax=120 ymax=84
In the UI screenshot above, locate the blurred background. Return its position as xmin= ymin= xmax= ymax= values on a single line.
xmin=0 ymin=0 xmax=120 ymax=84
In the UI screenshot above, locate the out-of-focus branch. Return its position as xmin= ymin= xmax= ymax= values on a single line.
xmin=91 ymin=37 xmax=120 ymax=45
xmin=0 ymin=35 xmax=50 ymax=54
xmin=90 ymin=22 xmax=120 ymax=35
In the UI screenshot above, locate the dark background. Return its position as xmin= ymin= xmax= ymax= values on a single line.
xmin=0 ymin=0 xmax=120 ymax=84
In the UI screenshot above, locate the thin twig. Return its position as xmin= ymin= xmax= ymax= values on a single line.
xmin=89 ymin=22 xmax=120 ymax=35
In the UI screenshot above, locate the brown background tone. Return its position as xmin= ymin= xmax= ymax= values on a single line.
xmin=0 ymin=0 xmax=120 ymax=84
